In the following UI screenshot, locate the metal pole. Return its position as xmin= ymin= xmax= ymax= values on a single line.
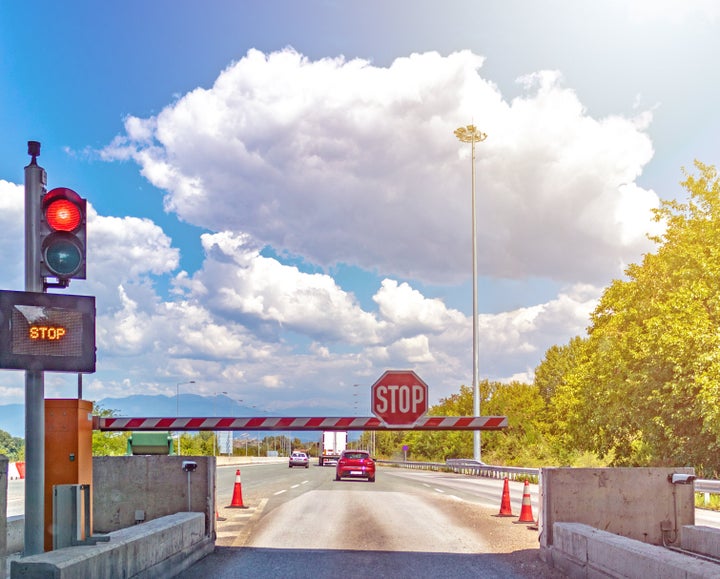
xmin=24 ymin=142 xmax=46 ymax=555
xmin=454 ymin=126 xmax=487 ymax=462
xmin=470 ymin=135 xmax=480 ymax=462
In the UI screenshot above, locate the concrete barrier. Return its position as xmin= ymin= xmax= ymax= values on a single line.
xmin=682 ymin=525 xmax=720 ymax=560
xmin=549 ymin=523 xmax=720 ymax=578
xmin=539 ymin=467 xmax=695 ymax=550
xmin=5 ymin=517 xmax=22 ymax=556
xmin=93 ymin=456 xmax=215 ymax=538
xmin=10 ymin=512 xmax=212 ymax=579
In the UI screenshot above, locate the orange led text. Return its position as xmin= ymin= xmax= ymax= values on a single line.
xmin=29 ymin=326 xmax=67 ymax=340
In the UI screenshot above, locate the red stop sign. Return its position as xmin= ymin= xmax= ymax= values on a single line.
xmin=371 ymin=370 xmax=429 ymax=426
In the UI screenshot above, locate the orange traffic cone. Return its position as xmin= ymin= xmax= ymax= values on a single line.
xmin=496 ymin=477 xmax=514 ymax=517
xmin=515 ymin=479 xmax=535 ymax=523
xmin=216 ymin=507 xmax=226 ymax=521
xmin=227 ymin=469 xmax=248 ymax=508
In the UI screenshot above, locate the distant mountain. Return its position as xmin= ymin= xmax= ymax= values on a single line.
xmin=97 ymin=394 xmax=350 ymax=420
xmin=0 ymin=394 xmax=359 ymax=441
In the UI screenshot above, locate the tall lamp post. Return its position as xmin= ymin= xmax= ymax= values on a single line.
xmin=454 ymin=124 xmax=487 ymax=462
xmin=176 ymin=380 xmax=196 ymax=455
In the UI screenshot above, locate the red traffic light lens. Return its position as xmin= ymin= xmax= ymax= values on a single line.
xmin=45 ymin=199 xmax=82 ymax=232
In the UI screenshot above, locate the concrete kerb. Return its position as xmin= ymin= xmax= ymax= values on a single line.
xmin=549 ymin=523 xmax=720 ymax=579
xmin=10 ymin=512 xmax=212 ymax=579
xmin=5 ymin=517 xmax=22 ymax=557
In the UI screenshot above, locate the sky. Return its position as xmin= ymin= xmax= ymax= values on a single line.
xmin=0 ymin=1 xmax=718 ymax=418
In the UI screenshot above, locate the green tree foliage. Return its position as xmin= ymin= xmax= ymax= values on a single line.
xmin=395 ymin=380 xmax=553 ymax=466
xmin=179 ymin=431 xmax=215 ymax=456
xmin=0 ymin=428 xmax=24 ymax=462
xmin=539 ymin=162 xmax=720 ymax=476
xmin=92 ymin=403 xmax=130 ymax=456
xmin=482 ymin=381 xmax=553 ymax=466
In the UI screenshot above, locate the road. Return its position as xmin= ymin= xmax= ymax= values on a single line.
xmin=5 ymin=480 xmax=24 ymax=518
xmin=6 ymin=464 xmax=720 ymax=577
xmin=183 ymin=463 xmax=561 ymax=578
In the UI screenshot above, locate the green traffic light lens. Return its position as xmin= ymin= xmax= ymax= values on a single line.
xmin=43 ymin=234 xmax=83 ymax=277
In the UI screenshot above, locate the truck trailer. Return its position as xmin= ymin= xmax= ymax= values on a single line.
xmin=319 ymin=431 xmax=347 ymax=466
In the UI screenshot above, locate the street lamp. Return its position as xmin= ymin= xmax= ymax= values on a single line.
xmin=454 ymin=124 xmax=487 ymax=462
xmin=176 ymin=380 xmax=196 ymax=455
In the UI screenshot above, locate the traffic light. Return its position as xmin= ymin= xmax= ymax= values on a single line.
xmin=38 ymin=187 xmax=87 ymax=281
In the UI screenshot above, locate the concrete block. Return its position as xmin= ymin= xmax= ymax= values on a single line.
xmin=10 ymin=512 xmax=211 ymax=579
xmin=587 ymin=532 xmax=686 ymax=579
xmin=6 ymin=516 xmax=24 ymax=555
xmin=553 ymin=522 xmax=588 ymax=564
xmin=93 ymin=456 xmax=215 ymax=538
xmin=551 ymin=523 xmax=720 ymax=579
xmin=540 ymin=467 xmax=695 ymax=548
xmin=682 ymin=525 xmax=720 ymax=559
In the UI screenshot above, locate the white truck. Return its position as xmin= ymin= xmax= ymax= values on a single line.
xmin=319 ymin=431 xmax=347 ymax=466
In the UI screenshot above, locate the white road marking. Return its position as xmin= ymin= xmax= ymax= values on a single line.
xmin=274 ymin=489 xmax=287 ymax=495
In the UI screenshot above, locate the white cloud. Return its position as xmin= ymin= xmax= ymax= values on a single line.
xmin=180 ymin=231 xmax=384 ymax=345
xmin=102 ymin=48 xmax=660 ymax=286
xmin=0 ymin=180 xmax=26 ymax=290
xmin=0 ymin=48 xmax=660 ymax=411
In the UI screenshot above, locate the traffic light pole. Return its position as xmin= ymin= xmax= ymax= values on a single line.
xmin=24 ymin=142 xmax=46 ymax=556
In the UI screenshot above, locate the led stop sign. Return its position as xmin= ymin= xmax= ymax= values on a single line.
xmin=0 ymin=290 xmax=96 ymax=372
xmin=371 ymin=370 xmax=429 ymax=427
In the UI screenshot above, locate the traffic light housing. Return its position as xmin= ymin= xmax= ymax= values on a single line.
xmin=38 ymin=187 xmax=87 ymax=281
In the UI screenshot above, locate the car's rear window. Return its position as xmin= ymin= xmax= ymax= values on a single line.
xmin=343 ymin=452 xmax=369 ymax=459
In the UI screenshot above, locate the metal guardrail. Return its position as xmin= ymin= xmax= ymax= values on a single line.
xmin=378 ymin=459 xmax=720 ymax=495
xmin=696 ymin=479 xmax=720 ymax=495
xmin=376 ymin=459 xmax=540 ymax=482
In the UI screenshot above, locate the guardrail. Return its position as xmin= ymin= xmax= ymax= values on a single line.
xmin=377 ymin=459 xmax=720 ymax=496
xmin=376 ymin=459 xmax=540 ymax=482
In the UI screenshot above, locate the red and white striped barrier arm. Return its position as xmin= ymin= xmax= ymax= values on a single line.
xmin=96 ymin=415 xmax=508 ymax=431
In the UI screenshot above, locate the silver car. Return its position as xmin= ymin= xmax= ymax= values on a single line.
xmin=289 ymin=451 xmax=309 ymax=468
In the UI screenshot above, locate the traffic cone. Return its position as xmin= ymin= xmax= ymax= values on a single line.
xmin=515 ymin=480 xmax=535 ymax=523
xmin=227 ymin=469 xmax=248 ymax=508
xmin=496 ymin=477 xmax=514 ymax=517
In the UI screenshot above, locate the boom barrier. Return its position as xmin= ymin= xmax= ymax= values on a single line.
xmin=95 ymin=415 xmax=508 ymax=432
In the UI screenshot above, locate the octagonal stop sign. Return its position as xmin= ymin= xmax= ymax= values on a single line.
xmin=371 ymin=370 xmax=429 ymax=427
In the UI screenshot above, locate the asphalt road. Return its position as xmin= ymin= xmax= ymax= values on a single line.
xmin=182 ymin=463 xmax=559 ymax=578
xmin=6 ymin=463 xmax=720 ymax=577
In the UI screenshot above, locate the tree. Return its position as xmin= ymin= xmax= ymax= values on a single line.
xmin=92 ymin=403 xmax=130 ymax=456
xmin=539 ymin=162 xmax=720 ymax=475
xmin=0 ymin=429 xmax=24 ymax=462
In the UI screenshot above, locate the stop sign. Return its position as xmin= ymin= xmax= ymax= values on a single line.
xmin=371 ymin=370 xmax=429 ymax=426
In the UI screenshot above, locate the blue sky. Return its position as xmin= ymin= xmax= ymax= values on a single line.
xmin=0 ymin=1 xmax=718 ymax=417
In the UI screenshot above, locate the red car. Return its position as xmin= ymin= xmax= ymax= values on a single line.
xmin=335 ymin=450 xmax=375 ymax=482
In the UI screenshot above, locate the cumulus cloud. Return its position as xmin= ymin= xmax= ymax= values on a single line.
xmin=0 ymin=48 xmax=660 ymax=410
xmin=0 ymin=180 xmax=25 ymax=290
xmin=178 ymin=231 xmax=383 ymax=345
xmin=102 ymin=48 xmax=659 ymax=286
